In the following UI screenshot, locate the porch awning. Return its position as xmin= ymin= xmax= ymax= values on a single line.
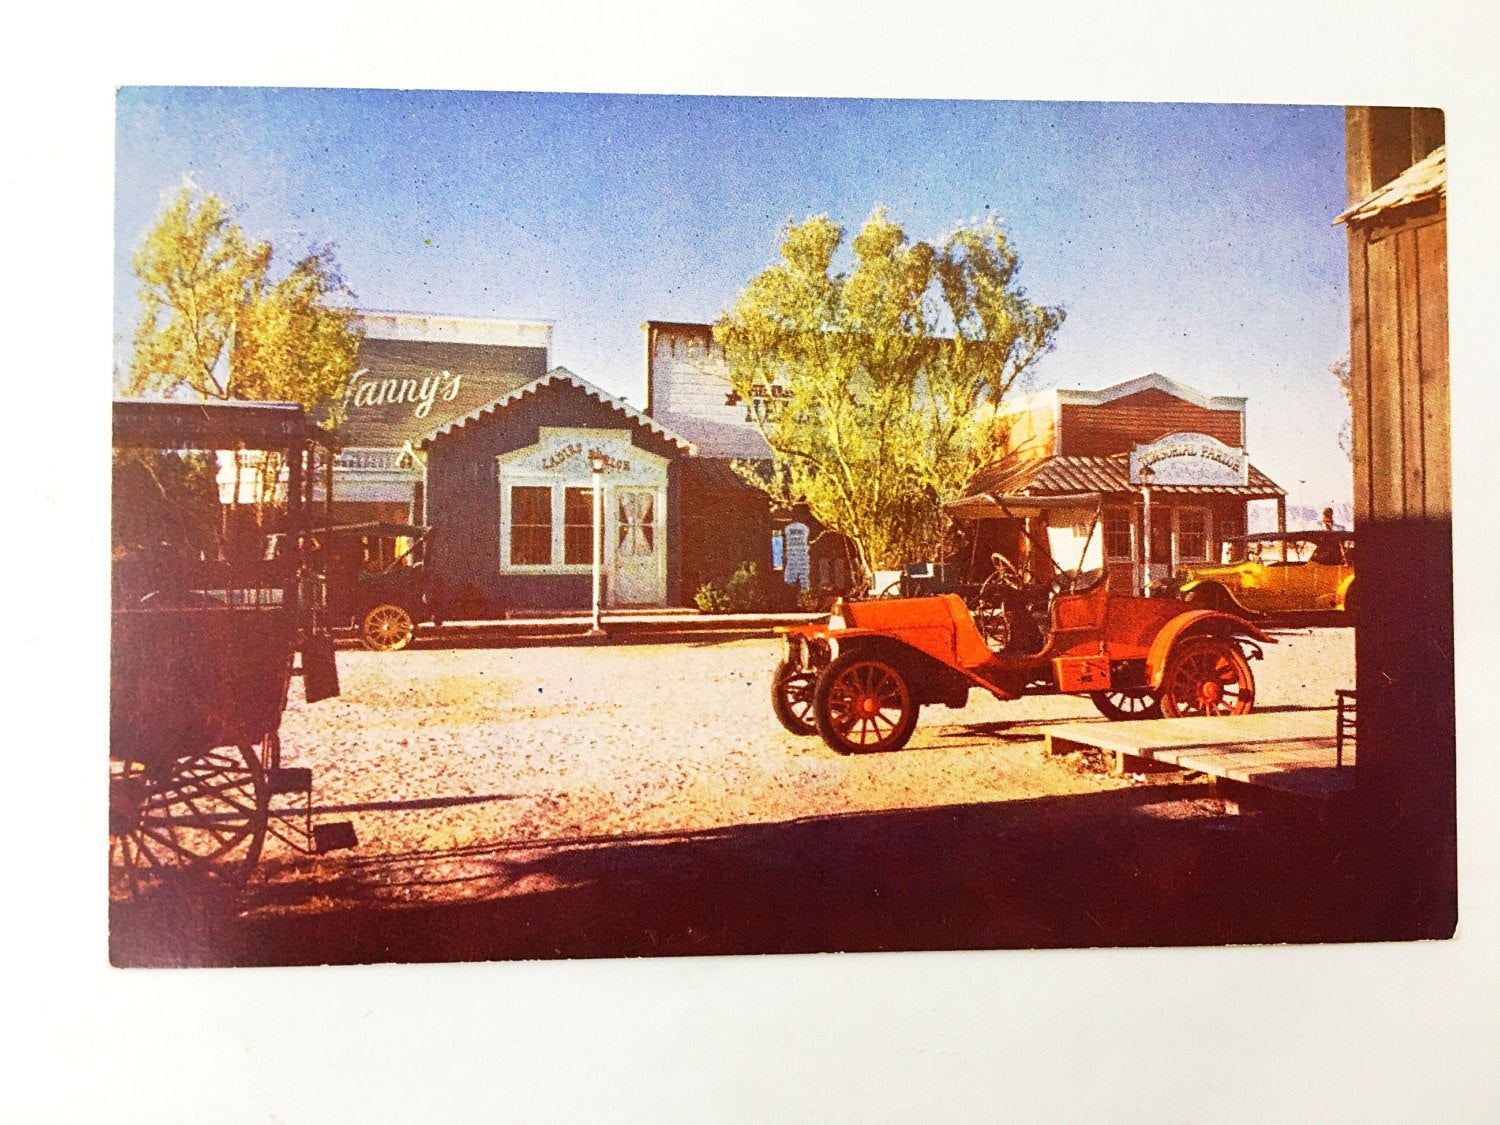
xmin=944 ymin=491 xmax=1102 ymax=519
xmin=951 ymin=453 xmax=1284 ymax=520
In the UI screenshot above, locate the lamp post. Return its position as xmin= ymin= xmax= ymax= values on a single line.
xmin=1138 ymin=462 xmax=1155 ymax=596
xmin=588 ymin=450 xmax=607 ymax=637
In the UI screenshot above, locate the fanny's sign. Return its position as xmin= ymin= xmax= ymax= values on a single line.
xmin=344 ymin=368 xmax=463 ymax=419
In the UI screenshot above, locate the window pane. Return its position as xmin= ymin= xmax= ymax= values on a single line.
xmin=1104 ymin=508 xmax=1132 ymax=560
xmin=511 ymin=486 xmax=552 ymax=526
xmin=510 ymin=525 xmax=552 ymax=566
xmin=564 ymin=487 xmax=594 ymax=565
xmin=1178 ymin=510 xmax=1207 ymax=560
xmin=510 ymin=486 xmax=552 ymax=565
xmin=564 ymin=487 xmax=593 ymax=524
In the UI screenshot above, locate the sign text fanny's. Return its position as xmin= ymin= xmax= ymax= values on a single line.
xmin=344 ymin=369 xmax=464 ymax=419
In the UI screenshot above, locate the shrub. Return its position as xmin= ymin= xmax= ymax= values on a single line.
xmin=694 ymin=582 xmax=731 ymax=613
xmin=723 ymin=562 xmax=765 ymax=613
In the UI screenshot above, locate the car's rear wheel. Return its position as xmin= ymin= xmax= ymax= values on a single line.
xmin=813 ymin=652 xmax=920 ymax=754
xmin=1159 ymin=636 xmax=1255 ymax=717
xmin=1091 ymin=687 xmax=1163 ymax=721
xmin=771 ymin=659 xmax=818 ymax=736
xmin=362 ymin=603 xmax=415 ymax=651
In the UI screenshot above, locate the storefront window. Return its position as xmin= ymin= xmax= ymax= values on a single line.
xmin=563 ymin=487 xmax=595 ymax=564
xmin=509 ymin=486 xmax=553 ymax=566
xmin=1177 ymin=508 xmax=1208 ymax=561
xmin=1103 ymin=508 xmax=1133 ymax=560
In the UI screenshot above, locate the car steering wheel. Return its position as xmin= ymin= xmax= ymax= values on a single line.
xmin=989 ymin=552 xmax=1025 ymax=590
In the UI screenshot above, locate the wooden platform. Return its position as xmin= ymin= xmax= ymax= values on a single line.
xmin=1040 ymin=708 xmax=1355 ymax=804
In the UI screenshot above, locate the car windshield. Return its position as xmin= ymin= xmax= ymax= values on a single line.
xmin=1223 ymin=536 xmax=1351 ymax=565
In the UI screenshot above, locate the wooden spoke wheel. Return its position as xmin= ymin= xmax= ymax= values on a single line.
xmin=1158 ymin=636 xmax=1255 ymax=718
xmin=813 ymin=652 xmax=920 ymax=755
xmin=362 ymin=603 xmax=415 ymax=652
xmin=1090 ymin=686 xmax=1163 ymax=721
xmin=771 ymin=659 xmax=819 ymax=736
xmin=109 ymin=739 xmax=270 ymax=901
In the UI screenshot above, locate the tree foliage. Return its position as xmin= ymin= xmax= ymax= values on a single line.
xmin=1331 ymin=355 xmax=1353 ymax=461
xmin=715 ymin=209 xmax=1063 ymax=577
xmin=127 ymin=187 xmax=362 ymax=420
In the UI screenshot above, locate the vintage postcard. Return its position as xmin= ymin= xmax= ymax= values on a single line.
xmin=110 ymin=89 xmax=1454 ymax=973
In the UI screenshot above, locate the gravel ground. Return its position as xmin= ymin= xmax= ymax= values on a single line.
xmin=257 ymin=627 xmax=1355 ymax=911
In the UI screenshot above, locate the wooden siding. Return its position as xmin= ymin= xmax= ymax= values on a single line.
xmin=1347 ymin=202 xmax=1454 ymax=938
xmin=1352 ymin=212 xmax=1449 ymax=524
xmin=1058 ymin=389 xmax=1242 ymax=457
xmin=425 ymin=381 xmax=686 ymax=615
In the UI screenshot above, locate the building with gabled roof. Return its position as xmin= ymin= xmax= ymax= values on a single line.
xmin=413 ymin=366 xmax=698 ymax=613
xmin=951 ymin=374 xmax=1286 ymax=594
xmin=325 ymin=311 xmax=552 ymax=526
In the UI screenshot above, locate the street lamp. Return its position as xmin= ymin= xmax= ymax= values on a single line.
xmin=588 ymin=450 xmax=607 ymax=636
xmin=1138 ymin=462 xmax=1155 ymax=595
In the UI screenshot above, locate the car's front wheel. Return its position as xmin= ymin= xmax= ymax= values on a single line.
xmin=771 ymin=659 xmax=819 ymax=736
xmin=1091 ymin=687 xmax=1163 ymax=721
xmin=813 ymin=652 xmax=920 ymax=755
xmin=362 ymin=603 xmax=416 ymax=651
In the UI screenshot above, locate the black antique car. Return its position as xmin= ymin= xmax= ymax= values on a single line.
xmin=304 ymin=522 xmax=438 ymax=651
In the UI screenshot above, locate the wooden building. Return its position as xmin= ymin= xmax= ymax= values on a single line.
xmin=322 ymin=311 xmax=552 ymax=526
xmin=644 ymin=320 xmax=855 ymax=602
xmin=949 ymin=375 xmax=1286 ymax=593
xmin=1338 ymin=109 xmax=1453 ymax=937
xmin=415 ymin=368 xmax=696 ymax=614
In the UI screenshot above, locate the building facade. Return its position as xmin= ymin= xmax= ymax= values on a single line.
xmin=1339 ymin=109 xmax=1453 ymax=938
xmin=326 ymin=311 xmax=552 ymax=525
xmin=416 ymin=368 xmax=696 ymax=614
xmin=643 ymin=321 xmax=856 ymax=601
xmin=949 ymin=374 xmax=1286 ymax=593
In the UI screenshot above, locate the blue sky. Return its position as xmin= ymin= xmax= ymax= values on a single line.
xmin=115 ymin=89 xmax=1352 ymax=510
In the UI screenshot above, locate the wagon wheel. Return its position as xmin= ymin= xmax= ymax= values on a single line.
xmin=813 ymin=652 xmax=920 ymax=755
xmin=771 ymin=659 xmax=819 ymax=736
xmin=1090 ymin=686 xmax=1163 ymax=721
xmin=109 ymin=738 xmax=270 ymax=901
xmin=362 ymin=603 xmax=415 ymax=651
xmin=1158 ymin=636 xmax=1255 ymax=718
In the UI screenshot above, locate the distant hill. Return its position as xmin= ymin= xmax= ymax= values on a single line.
xmin=1248 ymin=501 xmax=1354 ymax=533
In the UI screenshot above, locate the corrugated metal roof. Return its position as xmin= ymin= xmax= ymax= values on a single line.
xmin=964 ymin=454 xmax=1285 ymax=498
xmin=1335 ymin=145 xmax=1446 ymax=225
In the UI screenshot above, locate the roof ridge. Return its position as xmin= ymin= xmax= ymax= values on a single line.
xmin=415 ymin=368 xmax=698 ymax=453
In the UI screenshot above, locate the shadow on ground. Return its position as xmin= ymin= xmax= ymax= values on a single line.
xmin=110 ymin=781 xmax=1429 ymax=968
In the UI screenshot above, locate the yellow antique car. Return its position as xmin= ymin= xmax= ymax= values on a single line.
xmin=1171 ymin=531 xmax=1356 ymax=618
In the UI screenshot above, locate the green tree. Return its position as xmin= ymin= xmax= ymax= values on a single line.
xmin=126 ymin=186 xmax=362 ymax=517
xmin=715 ymin=208 xmax=1064 ymax=580
xmin=128 ymin=187 xmax=362 ymax=414
xmin=1331 ymin=355 xmax=1353 ymax=460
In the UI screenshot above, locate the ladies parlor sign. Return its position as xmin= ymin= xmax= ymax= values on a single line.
xmin=503 ymin=428 xmax=664 ymax=486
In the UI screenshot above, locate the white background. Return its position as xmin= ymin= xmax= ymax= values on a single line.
xmin=9 ymin=1 xmax=1500 ymax=1119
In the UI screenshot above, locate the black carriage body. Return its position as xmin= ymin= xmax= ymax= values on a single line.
xmin=310 ymin=521 xmax=435 ymax=627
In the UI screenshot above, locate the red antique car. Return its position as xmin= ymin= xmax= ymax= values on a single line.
xmin=772 ymin=550 xmax=1275 ymax=755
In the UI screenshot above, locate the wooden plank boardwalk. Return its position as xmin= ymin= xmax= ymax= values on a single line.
xmin=1039 ymin=708 xmax=1355 ymax=804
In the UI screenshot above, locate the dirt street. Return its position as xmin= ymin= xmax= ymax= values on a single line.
xmin=112 ymin=628 xmax=1375 ymax=965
